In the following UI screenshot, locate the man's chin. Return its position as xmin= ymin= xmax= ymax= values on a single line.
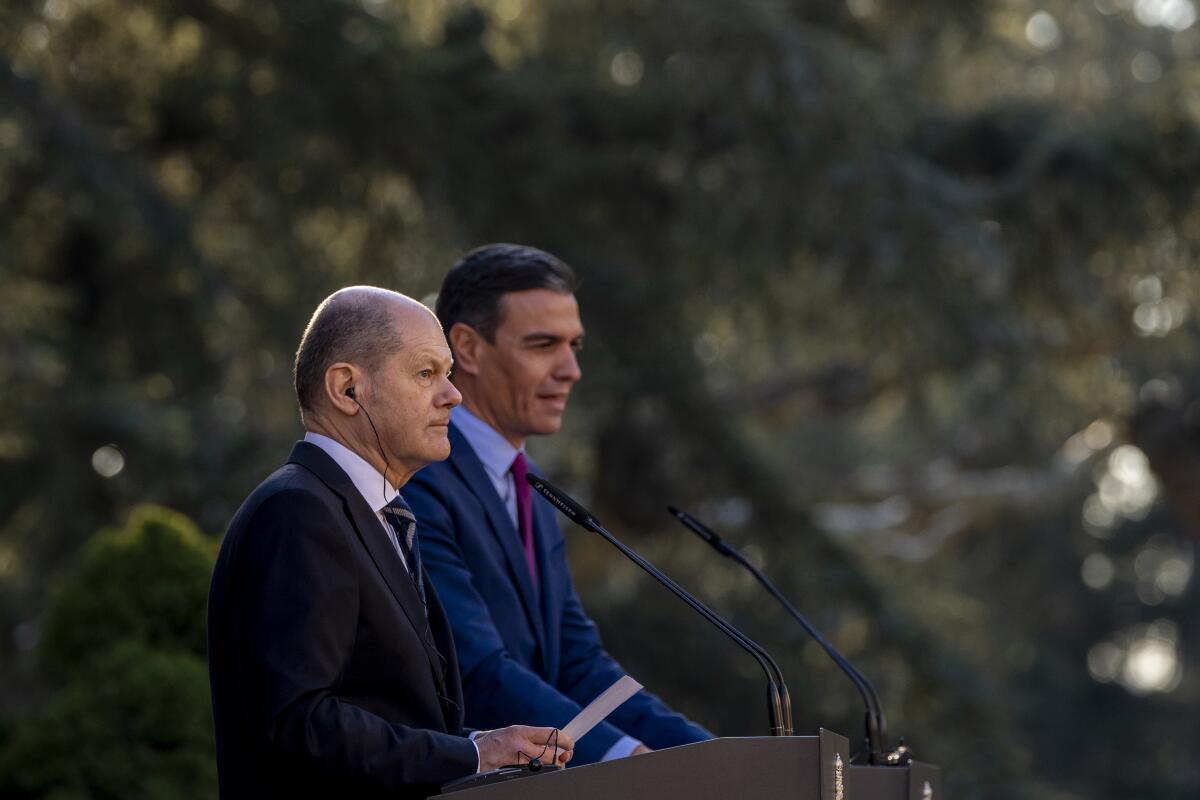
xmin=423 ymin=436 xmax=453 ymax=463
xmin=529 ymin=415 xmax=565 ymax=437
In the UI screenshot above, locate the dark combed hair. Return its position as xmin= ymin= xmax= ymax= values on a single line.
xmin=293 ymin=290 xmax=406 ymax=414
xmin=436 ymin=243 xmax=576 ymax=343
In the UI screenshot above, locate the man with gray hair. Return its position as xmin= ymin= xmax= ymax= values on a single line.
xmin=207 ymin=287 xmax=572 ymax=800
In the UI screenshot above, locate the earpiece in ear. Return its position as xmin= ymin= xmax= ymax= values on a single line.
xmin=346 ymin=387 xmax=356 ymax=399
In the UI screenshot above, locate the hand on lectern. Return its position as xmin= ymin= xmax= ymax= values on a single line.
xmin=475 ymin=726 xmax=575 ymax=772
xmin=632 ymin=744 xmax=654 ymax=756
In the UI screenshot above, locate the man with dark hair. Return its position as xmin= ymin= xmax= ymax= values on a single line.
xmin=405 ymin=246 xmax=711 ymax=767
xmin=208 ymin=286 xmax=572 ymax=800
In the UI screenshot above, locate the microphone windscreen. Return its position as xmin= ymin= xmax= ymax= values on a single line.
xmin=525 ymin=473 xmax=597 ymax=528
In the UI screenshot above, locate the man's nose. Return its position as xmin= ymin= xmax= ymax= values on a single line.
xmin=439 ymin=377 xmax=463 ymax=407
xmin=554 ymin=347 xmax=582 ymax=383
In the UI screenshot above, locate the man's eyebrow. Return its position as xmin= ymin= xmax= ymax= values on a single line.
xmin=521 ymin=331 xmax=585 ymax=343
xmin=414 ymin=350 xmax=454 ymax=369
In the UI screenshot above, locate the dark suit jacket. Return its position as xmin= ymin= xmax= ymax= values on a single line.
xmin=207 ymin=441 xmax=478 ymax=800
xmin=404 ymin=424 xmax=711 ymax=766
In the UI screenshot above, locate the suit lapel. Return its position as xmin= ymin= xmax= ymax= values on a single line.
xmin=287 ymin=442 xmax=447 ymax=693
xmin=424 ymin=580 xmax=465 ymax=732
xmin=529 ymin=466 xmax=562 ymax=679
xmin=446 ymin=425 xmax=547 ymax=651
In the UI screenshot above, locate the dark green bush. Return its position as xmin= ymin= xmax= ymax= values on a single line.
xmin=39 ymin=505 xmax=216 ymax=680
xmin=0 ymin=506 xmax=218 ymax=799
xmin=0 ymin=640 xmax=215 ymax=800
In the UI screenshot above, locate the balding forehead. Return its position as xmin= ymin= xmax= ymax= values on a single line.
xmin=324 ymin=285 xmax=406 ymax=311
xmin=329 ymin=286 xmax=437 ymax=320
xmin=315 ymin=288 xmax=435 ymax=332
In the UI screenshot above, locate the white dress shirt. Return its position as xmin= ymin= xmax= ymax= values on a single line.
xmin=303 ymin=432 xmax=407 ymax=569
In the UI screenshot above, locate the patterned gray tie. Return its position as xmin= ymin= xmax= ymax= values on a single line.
xmin=381 ymin=495 xmax=426 ymax=610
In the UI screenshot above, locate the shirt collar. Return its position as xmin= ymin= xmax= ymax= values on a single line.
xmin=303 ymin=431 xmax=398 ymax=513
xmin=452 ymin=405 xmax=524 ymax=480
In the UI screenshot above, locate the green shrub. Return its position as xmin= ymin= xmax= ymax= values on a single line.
xmin=39 ymin=505 xmax=217 ymax=679
xmin=0 ymin=505 xmax=219 ymax=799
xmin=0 ymin=640 xmax=216 ymax=800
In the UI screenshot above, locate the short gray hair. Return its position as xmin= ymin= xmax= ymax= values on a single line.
xmin=293 ymin=288 xmax=406 ymax=415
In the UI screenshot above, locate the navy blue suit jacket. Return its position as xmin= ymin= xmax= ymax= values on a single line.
xmin=404 ymin=424 xmax=711 ymax=765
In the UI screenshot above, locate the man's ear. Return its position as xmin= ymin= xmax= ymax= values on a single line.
xmin=324 ymin=363 xmax=360 ymax=415
xmin=448 ymin=323 xmax=484 ymax=376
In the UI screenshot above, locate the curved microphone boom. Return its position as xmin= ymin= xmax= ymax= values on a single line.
xmin=668 ymin=505 xmax=898 ymax=765
xmin=526 ymin=474 xmax=794 ymax=737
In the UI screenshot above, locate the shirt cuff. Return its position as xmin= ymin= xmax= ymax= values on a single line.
xmin=469 ymin=730 xmax=483 ymax=773
xmin=602 ymin=735 xmax=642 ymax=762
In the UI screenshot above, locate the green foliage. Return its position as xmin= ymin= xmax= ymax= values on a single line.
xmin=0 ymin=640 xmax=215 ymax=800
xmin=0 ymin=506 xmax=217 ymax=799
xmin=0 ymin=1 xmax=1198 ymax=797
xmin=39 ymin=505 xmax=216 ymax=680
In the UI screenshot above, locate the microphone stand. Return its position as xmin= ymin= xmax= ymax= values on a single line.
xmin=670 ymin=506 xmax=905 ymax=766
xmin=527 ymin=474 xmax=793 ymax=736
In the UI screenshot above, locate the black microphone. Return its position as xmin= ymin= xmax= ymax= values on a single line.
xmin=526 ymin=474 xmax=794 ymax=736
xmin=669 ymin=505 xmax=900 ymax=766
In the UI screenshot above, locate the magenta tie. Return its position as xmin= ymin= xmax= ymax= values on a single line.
xmin=509 ymin=452 xmax=538 ymax=585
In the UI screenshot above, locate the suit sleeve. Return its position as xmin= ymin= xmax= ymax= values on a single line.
xmin=551 ymin=541 xmax=715 ymax=751
xmin=407 ymin=475 xmax=633 ymax=765
xmin=228 ymin=489 xmax=477 ymax=789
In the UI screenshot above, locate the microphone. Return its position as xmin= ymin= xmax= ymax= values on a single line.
xmin=526 ymin=474 xmax=794 ymax=736
xmin=668 ymin=505 xmax=901 ymax=766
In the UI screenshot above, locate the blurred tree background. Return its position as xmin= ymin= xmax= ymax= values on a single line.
xmin=1 ymin=0 xmax=1198 ymax=797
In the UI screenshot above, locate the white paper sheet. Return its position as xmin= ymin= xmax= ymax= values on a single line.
xmin=561 ymin=675 xmax=644 ymax=743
